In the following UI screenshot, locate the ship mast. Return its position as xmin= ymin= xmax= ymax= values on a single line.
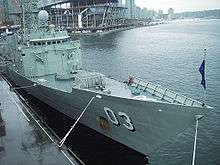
xmin=20 ymin=0 xmax=39 ymax=39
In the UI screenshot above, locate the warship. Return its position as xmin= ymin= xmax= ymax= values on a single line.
xmin=0 ymin=1 xmax=212 ymax=164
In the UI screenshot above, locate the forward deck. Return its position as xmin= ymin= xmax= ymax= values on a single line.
xmin=30 ymin=70 xmax=206 ymax=108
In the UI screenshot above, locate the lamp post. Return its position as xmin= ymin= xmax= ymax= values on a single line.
xmin=58 ymin=94 xmax=102 ymax=148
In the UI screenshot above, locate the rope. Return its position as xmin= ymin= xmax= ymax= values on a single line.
xmin=58 ymin=96 xmax=97 ymax=148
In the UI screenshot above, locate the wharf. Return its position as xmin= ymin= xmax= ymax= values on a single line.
xmin=0 ymin=75 xmax=81 ymax=165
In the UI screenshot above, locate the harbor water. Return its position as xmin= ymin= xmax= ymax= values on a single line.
xmin=79 ymin=19 xmax=220 ymax=165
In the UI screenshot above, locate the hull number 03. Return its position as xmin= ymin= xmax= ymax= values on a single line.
xmin=104 ymin=107 xmax=135 ymax=132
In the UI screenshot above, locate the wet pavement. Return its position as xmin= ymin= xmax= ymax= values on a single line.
xmin=0 ymin=75 xmax=80 ymax=165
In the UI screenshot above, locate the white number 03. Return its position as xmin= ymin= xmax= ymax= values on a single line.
xmin=104 ymin=107 xmax=135 ymax=132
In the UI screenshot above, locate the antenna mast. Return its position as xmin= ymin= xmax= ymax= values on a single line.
xmin=20 ymin=0 xmax=39 ymax=37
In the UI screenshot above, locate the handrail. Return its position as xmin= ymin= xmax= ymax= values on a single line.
xmin=132 ymin=77 xmax=204 ymax=107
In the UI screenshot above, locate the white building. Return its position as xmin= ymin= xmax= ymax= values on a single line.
xmin=135 ymin=6 xmax=141 ymax=19
xmin=168 ymin=8 xmax=174 ymax=20
xmin=126 ymin=0 xmax=136 ymax=19
xmin=118 ymin=0 xmax=123 ymax=7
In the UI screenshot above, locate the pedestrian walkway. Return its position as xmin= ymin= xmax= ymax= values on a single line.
xmin=0 ymin=75 xmax=80 ymax=165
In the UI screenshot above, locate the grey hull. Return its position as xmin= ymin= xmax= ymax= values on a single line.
xmin=6 ymin=68 xmax=207 ymax=156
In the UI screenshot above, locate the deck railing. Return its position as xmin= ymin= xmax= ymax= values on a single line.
xmin=132 ymin=77 xmax=204 ymax=107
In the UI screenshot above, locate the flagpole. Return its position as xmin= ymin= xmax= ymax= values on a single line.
xmin=203 ymin=49 xmax=207 ymax=106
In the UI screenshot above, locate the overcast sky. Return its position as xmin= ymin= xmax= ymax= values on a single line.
xmin=132 ymin=0 xmax=220 ymax=13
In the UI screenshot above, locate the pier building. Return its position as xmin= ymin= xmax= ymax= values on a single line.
xmin=1 ymin=0 xmax=128 ymax=33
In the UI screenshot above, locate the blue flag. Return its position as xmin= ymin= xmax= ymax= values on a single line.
xmin=199 ymin=60 xmax=206 ymax=89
